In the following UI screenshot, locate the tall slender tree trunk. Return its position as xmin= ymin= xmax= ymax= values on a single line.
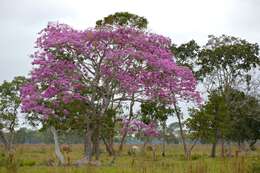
xmin=101 ymin=134 xmax=117 ymax=165
xmin=85 ymin=124 xmax=93 ymax=161
xmin=118 ymin=131 xmax=127 ymax=152
xmin=176 ymin=113 xmax=188 ymax=159
xmin=211 ymin=106 xmax=220 ymax=158
xmin=211 ymin=142 xmax=217 ymax=158
xmin=102 ymin=137 xmax=113 ymax=156
xmin=162 ymin=121 xmax=166 ymax=157
xmin=50 ymin=126 xmax=65 ymax=165
xmin=174 ymin=103 xmax=189 ymax=160
xmin=92 ymin=122 xmax=100 ymax=160
xmin=84 ymin=129 xmax=87 ymax=155
xmin=221 ymin=136 xmax=225 ymax=157
xmin=211 ymin=128 xmax=219 ymax=158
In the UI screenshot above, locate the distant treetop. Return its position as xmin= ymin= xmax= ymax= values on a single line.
xmin=96 ymin=12 xmax=148 ymax=29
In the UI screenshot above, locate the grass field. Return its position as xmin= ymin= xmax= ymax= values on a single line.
xmin=0 ymin=144 xmax=259 ymax=173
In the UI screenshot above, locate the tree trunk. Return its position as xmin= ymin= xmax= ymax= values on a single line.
xmin=50 ymin=126 xmax=65 ymax=165
xmin=84 ymin=129 xmax=87 ymax=155
xmin=92 ymin=122 xmax=100 ymax=160
xmin=118 ymin=131 xmax=127 ymax=152
xmin=102 ymin=136 xmax=114 ymax=156
xmin=174 ymin=103 xmax=189 ymax=160
xmin=75 ymin=126 xmax=94 ymax=166
xmin=221 ymin=137 xmax=225 ymax=157
xmin=85 ymin=127 xmax=93 ymax=161
xmin=211 ymin=128 xmax=219 ymax=158
xmin=101 ymin=135 xmax=117 ymax=165
xmin=211 ymin=142 xmax=217 ymax=158
xmin=177 ymin=114 xmax=188 ymax=159
xmin=162 ymin=121 xmax=166 ymax=157
xmin=187 ymin=139 xmax=199 ymax=160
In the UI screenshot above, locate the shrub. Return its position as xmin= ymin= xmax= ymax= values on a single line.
xmin=19 ymin=160 xmax=36 ymax=167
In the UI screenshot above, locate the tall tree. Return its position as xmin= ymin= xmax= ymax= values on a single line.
xmin=196 ymin=35 xmax=260 ymax=157
xmin=96 ymin=12 xmax=148 ymax=29
xmin=21 ymin=22 xmax=200 ymax=164
xmin=0 ymin=76 xmax=26 ymax=152
xmin=186 ymin=90 xmax=228 ymax=157
xmin=197 ymin=35 xmax=259 ymax=90
xmin=225 ymin=89 xmax=260 ymax=151
xmin=171 ymin=40 xmax=200 ymax=73
xmin=187 ymin=88 xmax=260 ymax=156
xmin=171 ymin=40 xmax=201 ymax=159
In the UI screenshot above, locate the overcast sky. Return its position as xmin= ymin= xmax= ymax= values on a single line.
xmin=1 ymin=0 xmax=260 ymax=83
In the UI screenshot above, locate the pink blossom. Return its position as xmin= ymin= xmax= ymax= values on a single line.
xmin=21 ymin=23 xmax=201 ymax=121
xmin=121 ymin=119 xmax=160 ymax=137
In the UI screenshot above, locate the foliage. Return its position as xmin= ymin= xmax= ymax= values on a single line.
xmin=225 ymin=89 xmax=260 ymax=145
xmin=186 ymin=90 xmax=228 ymax=143
xmin=197 ymin=35 xmax=260 ymax=88
xmin=186 ymin=88 xmax=260 ymax=146
xmin=0 ymin=77 xmax=26 ymax=130
xmin=171 ymin=40 xmax=200 ymax=73
xmin=21 ymin=22 xmax=200 ymax=119
xmin=96 ymin=12 xmax=148 ymax=29
xmin=140 ymin=101 xmax=173 ymax=123
xmin=0 ymin=76 xmax=26 ymax=150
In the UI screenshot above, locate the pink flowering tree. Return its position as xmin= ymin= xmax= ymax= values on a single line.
xmin=20 ymin=53 xmax=88 ymax=165
xmin=21 ymin=22 xmax=200 ymax=163
xmin=121 ymin=119 xmax=160 ymax=140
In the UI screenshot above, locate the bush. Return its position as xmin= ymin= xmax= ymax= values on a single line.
xmin=19 ymin=160 xmax=36 ymax=167
xmin=191 ymin=154 xmax=202 ymax=160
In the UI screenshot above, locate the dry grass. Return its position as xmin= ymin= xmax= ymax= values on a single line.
xmin=0 ymin=144 xmax=259 ymax=173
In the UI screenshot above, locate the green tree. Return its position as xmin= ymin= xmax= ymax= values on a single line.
xmin=186 ymin=88 xmax=260 ymax=157
xmin=196 ymin=35 xmax=259 ymax=157
xmin=226 ymin=89 xmax=260 ymax=151
xmin=171 ymin=40 xmax=200 ymax=73
xmin=197 ymin=35 xmax=259 ymax=89
xmin=171 ymin=40 xmax=201 ymax=159
xmin=0 ymin=76 xmax=26 ymax=151
xmin=96 ymin=12 xmax=148 ymax=29
xmin=186 ymin=90 xmax=228 ymax=157
xmin=25 ymin=99 xmax=89 ymax=165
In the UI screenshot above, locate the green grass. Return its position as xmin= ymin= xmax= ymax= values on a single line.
xmin=0 ymin=144 xmax=259 ymax=173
